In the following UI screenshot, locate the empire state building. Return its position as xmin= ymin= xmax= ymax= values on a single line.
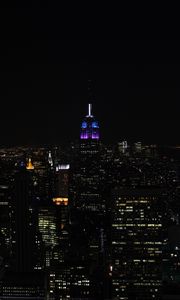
xmin=78 ymin=104 xmax=103 ymax=213
xmin=69 ymin=101 xmax=111 ymax=299
xmin=69 ymin=103 xmax=107 ymax=299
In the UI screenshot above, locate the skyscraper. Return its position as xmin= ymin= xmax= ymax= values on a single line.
xmin=46 ymin=164 xmax=71 ymax=300
xmin=110 ymin=187 xmax=166 ymax=300
xmin=69 ymin=104 xmax=108 ymax=299
xmin=0 ymin=182 xmax=11 ymax=266
xmin=75 ymin=103 xmax=104 ymax=213
xmin=11 ymin=163 xmax=37 ymax=272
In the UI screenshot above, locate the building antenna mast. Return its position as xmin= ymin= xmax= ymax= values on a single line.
xmin=88 ymin=103 xmax=92 ymax=117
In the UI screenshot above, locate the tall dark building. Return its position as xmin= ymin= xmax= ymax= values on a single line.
xmin=11 ymin=163 xmax=37 ymax=272
xmin=0 ymin=271 xmax=45 ymax=299
xmin=46 ymin=164 xmax=71 ymax=300
xmin=110 ymin=187 xmax=166 ymax=300
xmin=76 ymin=103 xmax=104 ymax=213
xmin=69 ymin=104 xmax=108 ymax=299
xmin=0 ymin=182 xmax=11 ymax=268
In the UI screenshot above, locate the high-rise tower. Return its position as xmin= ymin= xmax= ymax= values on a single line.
xmin=69 ymin=103 xmax=108 ymax=299
xmin=77 ymin=103 xmax=103 ymax=213
xmin=110 ymin=187 xmax=166 ymax=300
xmin=11 ymin=164 xmax=37 ymax=272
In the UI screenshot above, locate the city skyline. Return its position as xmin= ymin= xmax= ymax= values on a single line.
xmin=0 ymin=103 xmax=180 ymax=298
xmin=1 ymin=6 xmax=180 ymax=300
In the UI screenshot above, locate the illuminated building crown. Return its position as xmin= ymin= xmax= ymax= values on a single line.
xmin=26 ymin=158 xmax=34 ymax=170
xmin=80 ymin=104 xmax=100 ymax=140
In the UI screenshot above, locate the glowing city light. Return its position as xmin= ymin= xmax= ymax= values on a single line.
xmin=52 ymin=197 xmax=68 ymax=206
xmin=26 ymin=158 xmax=34 ymax=170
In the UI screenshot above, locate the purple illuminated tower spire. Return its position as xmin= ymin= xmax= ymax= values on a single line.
xmin=80 ymin=104 xmax=100 ymax=140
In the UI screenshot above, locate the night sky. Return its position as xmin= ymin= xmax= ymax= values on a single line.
xmin=1 ymin=8 xmax=180 ymax=146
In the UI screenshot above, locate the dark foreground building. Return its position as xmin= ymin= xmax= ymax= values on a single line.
xmin=110 ymin=187 xmax=167 ymax=300
xmin=0 ymin=271 xmax=45 ymax=299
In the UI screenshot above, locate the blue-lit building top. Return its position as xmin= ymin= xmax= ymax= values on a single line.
xmin=80 ymin=104 xmax=100 ymax=140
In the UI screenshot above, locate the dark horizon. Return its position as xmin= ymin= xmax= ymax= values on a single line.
xmin=1 ymin=8 xmax=180 ymax=145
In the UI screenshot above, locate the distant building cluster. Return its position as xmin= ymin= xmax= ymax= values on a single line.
xmin=0 ymin=104 xmax=180 ymax=299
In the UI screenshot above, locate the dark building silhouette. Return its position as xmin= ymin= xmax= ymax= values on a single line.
xmin=11 ymin=163 xmax=43 ymax=272
xmin=11 ymin=163 xmax=38 ymax=272
xmin=69 ymin=104 xmax=108 ymax=299
xmin=46 ymin=163 xmax=71 ymax=299
xmin=0 ymin=181 xmax=11 ymax=269
xmin=0 ymin=271 xmax=45 ymax=299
